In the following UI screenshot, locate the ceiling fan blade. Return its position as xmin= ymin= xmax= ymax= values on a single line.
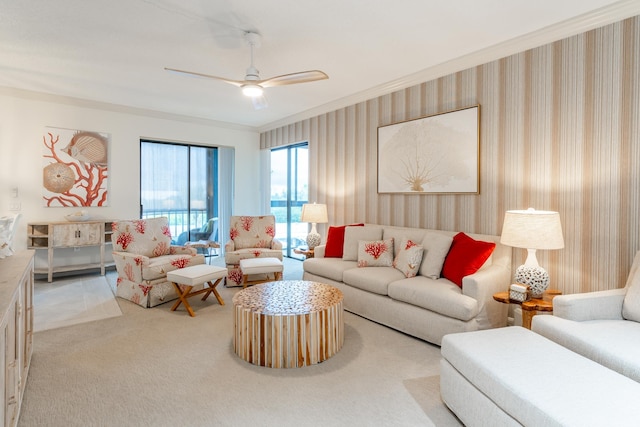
xmin=260 ymin=70 xmax=328 ymax=87
xmin=251 ymin=94 xmax=268 ymax=110
xmin=164 ymin=67 xmax=244 ymax=87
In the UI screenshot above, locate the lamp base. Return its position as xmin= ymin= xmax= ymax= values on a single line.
xmin=515 ymin=265 xmax=550 ymax=298
xmin=306 ymin=232 xmax=321 ymax=250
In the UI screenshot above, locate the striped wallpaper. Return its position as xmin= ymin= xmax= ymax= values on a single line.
xmin=261 ymin=16 xmax=640 ymax=295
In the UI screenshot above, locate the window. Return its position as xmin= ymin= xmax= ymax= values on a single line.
xmin=270 ymin=143 xmax=308 ymax=259
xmin=140 ymin=141 xmax=218 ymax=246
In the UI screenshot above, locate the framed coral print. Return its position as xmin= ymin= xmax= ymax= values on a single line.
xmin=377 ymin=105 xmax=479 ymax=194
xmin=42 ymin=127 xmax=110 ymax=206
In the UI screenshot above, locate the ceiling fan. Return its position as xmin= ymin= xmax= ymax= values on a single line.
xmin=165 ymin=31 xmax=329 ymax=110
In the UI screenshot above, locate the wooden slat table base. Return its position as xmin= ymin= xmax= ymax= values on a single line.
xmin=233 ymin=281 xmax=344 ymax=368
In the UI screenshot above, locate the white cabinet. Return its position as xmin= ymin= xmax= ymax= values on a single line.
xmin=27 ymin=220 xmax=114 ymax=282
xmin=0 ymin=251 xmax=34 ymax=427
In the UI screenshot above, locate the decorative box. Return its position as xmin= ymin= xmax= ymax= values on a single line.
xmin=509 ymin=283 xmax=529 ymax=302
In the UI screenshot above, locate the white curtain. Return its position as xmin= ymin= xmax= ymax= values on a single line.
xmin=260 ymin=148 xmax=271 ymax=214
xmin=218 ymin=147 xmax=234 ymax=253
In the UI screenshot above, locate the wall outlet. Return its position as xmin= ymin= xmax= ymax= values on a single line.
xmin=9 ymin=201 xmax=21 ymax=211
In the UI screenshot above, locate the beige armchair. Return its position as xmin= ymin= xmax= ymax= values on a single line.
xmin=224 ymin=215 xmax=283 ymax=286
xmin=112 ymin=216 xmax=205 ymax=307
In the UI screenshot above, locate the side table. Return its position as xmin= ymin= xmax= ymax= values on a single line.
xmin=493 ymin=289 xmax=562 ymax=329
xmin=293 ymin=247 xmax=314 ymax=259
xmin=185 ymin=240 xmax=220 ymax=264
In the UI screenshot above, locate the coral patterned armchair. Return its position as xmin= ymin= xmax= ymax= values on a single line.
xmin=224 ymin=215 xmax=283 ymax=286
xmin=112 ymin=217 xmax=205 ymax=308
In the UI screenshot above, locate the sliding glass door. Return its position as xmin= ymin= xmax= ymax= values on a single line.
xmin=271 ymin=143 xmax=308 ymax=259
xmin=140 ymin=141 xmax=218 ymax=246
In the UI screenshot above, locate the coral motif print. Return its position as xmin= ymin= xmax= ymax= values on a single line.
xmin=138 ymin=284 xmax=152 ymax=296
xmin=112 ymin=222 xmax=119 ymax=232
xmin=252 ymin=250 xmax=262 ymax=257
xmin=134 ymin=256 xmax=144 ymax=266
xmin=171 ymin=257 xmax=190 ymax=269
xmin=116 ymin=232 xmax=133 ymax=250
xmin=229 ymin=268 xmax=244 ymax=285
xmin=153 ymin=241 xmax=169 ymax=257
xmin=230 ymin=227 xmax=239 ymax=240
xmin=161 ymin=225 xmax=171 ymax=238
xmin=357 ymin=259 xmax=368 ymax=267
xmin=365 ymin=241 xmax=388 ymax=260
xmin=265 ymin=224 xmax=275 ymax=238
xmin=124 ymin=263 xmax=134 ymax=281
xmin=134 ymin=220 xmax=146 ymax=234
xmin=131 ymin=293 xmax=141 ymax=305
xmin=240 ymin=216 xmax=253 ymax=231
xmin=255 ymin=239 xmax=268 ymax=248
xmin=405 ymin=239 xmax=418 ymax=250
xmin=116 ymin=277 xmax=123 ymax=287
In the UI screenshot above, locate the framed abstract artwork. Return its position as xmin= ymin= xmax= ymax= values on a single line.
xmin=377 ymin=105 xmax=480 ymax=194
xmin=42 ymin=127 xmax=110 ymax=207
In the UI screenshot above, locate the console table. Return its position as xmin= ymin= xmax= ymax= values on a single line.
xmin=27 ymin=220 xmax=114 ymax=282
xmin=0 ymin=251 xmax=34 ymax=427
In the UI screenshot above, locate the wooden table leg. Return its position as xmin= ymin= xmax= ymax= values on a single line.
xmin=522 ymin=309 xmax=534 ymax=329
xmin=171 ymin=283 xmax=196 ymax=317
xmin=202 ymin=278 xmax=225 ymax=305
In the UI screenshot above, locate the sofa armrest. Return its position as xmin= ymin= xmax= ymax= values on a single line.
xmin=462 ymin=264 xmax=511 ymax=328
xmin=271 ymin=239 xmax=283 ymax=250
xmin=463 ymin=264 xmax=510 ymax=301
xmin=225 ymin=240 xmax=235 ymax=252
xmin=552 ymin=289 xmax=625 ymax=321
xmin=314 ymin=245 xmax=326 ymax=258
xmin=112 ymin=251 xmax=149 ymax=283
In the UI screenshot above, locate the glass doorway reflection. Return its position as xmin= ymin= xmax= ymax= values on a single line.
xmin=270 ymin=143 xmax=308 ymax=259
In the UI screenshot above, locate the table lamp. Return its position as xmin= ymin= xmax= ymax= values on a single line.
xmin=301 ymin=203 xmax=328 ymax=250
xmin=500 ymin=208 xmax=564 ymax=298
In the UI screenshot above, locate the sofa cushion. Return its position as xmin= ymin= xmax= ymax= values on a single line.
xmin=357 ymin=238 xmax=394 ymax=267
xmin=392 ymin=237 xmax=424 ymax=278
xmin=382 ymin=227 xmax=426 ymax=257
xmin=112 ymin=217 xmax=172 ymax=257
xmin=532 ymin=316 xmax=640 ymax=383
xmin=224 ymin=248 xmax=283 ymax=266
xmin=325 ymin=224 xmax=364 ymax=258
xmin=442 ymin=232 xmax=495 ymax=287
xmin=343 ymin=266 xmax=405 ymax=295
xmin=303 ymin=257 xmax=358 ymax=283
xmin=343 ymin=225 xmax=383 ymax=261
xmin=420 ymin=231 xmax=454 ymax=279
xmin=388 ymin=276 xmax=479 ymax=321
xmin=142 ymin=254 xmax=202 ymax=281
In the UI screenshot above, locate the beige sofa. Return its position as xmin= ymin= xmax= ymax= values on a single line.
xmin=302 ymin=224 xmax=511 ymax=345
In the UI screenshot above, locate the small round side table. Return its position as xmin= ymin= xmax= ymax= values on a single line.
xmin=493 ymin=289 xmax=562 ymax=329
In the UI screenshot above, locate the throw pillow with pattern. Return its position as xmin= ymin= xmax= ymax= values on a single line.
xmin=393 ymin=237 xmax=424 ymax=278
xmin=357 ymin=238 xmax=394 ymax=267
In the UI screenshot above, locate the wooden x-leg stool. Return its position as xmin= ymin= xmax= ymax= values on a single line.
xmin=167 ymin=265 xmax=228 ymax=317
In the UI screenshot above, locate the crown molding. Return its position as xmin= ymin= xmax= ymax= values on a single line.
xmin=259 ymin=0 xmax=640 ymax=133
xmin=0 ymin=85 xmax=257 ymax=132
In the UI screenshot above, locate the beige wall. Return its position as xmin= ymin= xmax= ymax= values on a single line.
xmin=261 ymin=16 xmax=640 ymax=295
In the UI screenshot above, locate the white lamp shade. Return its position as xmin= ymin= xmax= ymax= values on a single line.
xmin=500 ymin=208 xmax=564 ymax=250
xmin=301 ymin=203 xmax=328 ymax=224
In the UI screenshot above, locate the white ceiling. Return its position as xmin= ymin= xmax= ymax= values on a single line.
xmin=1 ymin=0 xmax=639 ymax=131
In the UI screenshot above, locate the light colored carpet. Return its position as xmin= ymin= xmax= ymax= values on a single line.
xmin=34 ymin=275 xmax=122 ymax=332
xmin=20 ymin=257 xmax=461 ymax=427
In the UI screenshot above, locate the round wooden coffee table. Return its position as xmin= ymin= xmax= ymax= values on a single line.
xmin=232 ymin=280 xmax=344 ymax=368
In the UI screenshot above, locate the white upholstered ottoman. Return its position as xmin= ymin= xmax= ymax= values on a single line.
xmin=166 ymin=264 xmax=227 ymax=316
xmin=440 ymin=326 xmax=640 ymax=426
xmin=239 ymin=257 xmax=283 ymax=288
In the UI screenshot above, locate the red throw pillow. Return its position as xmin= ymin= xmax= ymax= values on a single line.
xmin=442 ymin=232 xmax=496 ymax=287
xmin=324 ymin=223 xmax=364 ymax=258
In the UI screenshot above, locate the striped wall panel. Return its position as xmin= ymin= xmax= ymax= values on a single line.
xmin=261 ymin=16 xmax=640 ymax=295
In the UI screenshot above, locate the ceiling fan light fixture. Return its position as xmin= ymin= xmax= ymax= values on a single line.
xmin=242 ymin=84 xmax=263 ymax=97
